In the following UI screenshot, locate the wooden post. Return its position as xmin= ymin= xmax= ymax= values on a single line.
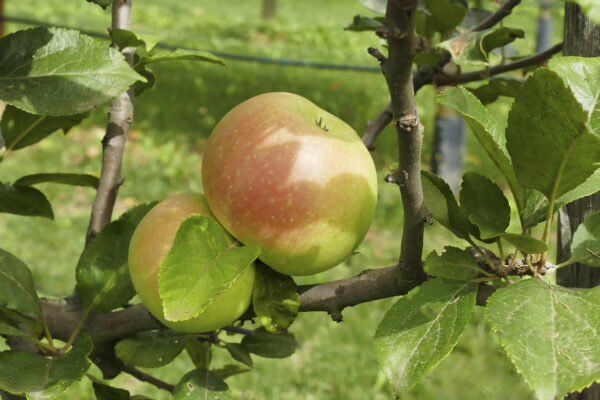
xmin=557 ymin=3 xmax=600 ymax=400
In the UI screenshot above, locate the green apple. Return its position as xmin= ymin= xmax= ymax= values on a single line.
xmin=202 ymin=92 xmax=377 ymax=276
xmin=128 ymin=193 xmax=255 ymax=332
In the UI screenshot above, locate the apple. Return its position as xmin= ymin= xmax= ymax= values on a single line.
xmin=128 ymin=193 xmax=255 ymax=333
xmin=201 ymin=92 xmax=377 ymax=276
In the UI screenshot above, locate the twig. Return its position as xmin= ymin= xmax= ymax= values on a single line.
xmin=122 ymin=364 xmax=175 ymax=393
xmin=471 ymin=0 xmax=522 ymax=32
xmin=85 ymin=0 xmax=135 ymax=243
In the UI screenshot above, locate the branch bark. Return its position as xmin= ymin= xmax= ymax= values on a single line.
xmin=376 ymin=0 xmax=427 ymax=278
xmin=86 ymin=0 xmax=135 ymax=243
xmin=471 ymin=0 xmax=522 ymax=32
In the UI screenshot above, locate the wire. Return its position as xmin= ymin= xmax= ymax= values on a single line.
xmin=0 ymin=15 xmax=381 ymax=73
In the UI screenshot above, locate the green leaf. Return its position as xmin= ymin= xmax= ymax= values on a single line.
xmin=359 ymin=0 xmax=386 ymax=14
xmin=487 ymin=279 xmax=600 ymax=400
xmin=115 ymin=331 xmax=185 ymax=368
xmin=424 ymin=247 xmax=480 ymax=280
xmin=158 ymin=215 xmax=260 ymax=322
xmin=0 ymin=248 xmax=42 ymax=318
xmin=522 ymin=170 xmax=600 ymax=229
xmin=212 ymin=365 xmax=251 ymax=381
xmin=76 ymin=202 xmax=157 ymax=312
xmin=374 ymin=279 xmax=477 ymax=394
xmin=225 ymin=343 xmax=253 ymax=368
xmin=570 ymin=211 xmax=600 ymax=267
xmin=0 ymin=182 xmax=53 ymax=219
xmin=0 ymin=27 xmax=144 ymax=116
xmin=0 ymin=334 xmax=92 ymax=399
xmin=468 ymin=78 xmax=523 ymax=105
xmin=439 ymin=27 xmax=524 ymax=67
xmin=0 ymin=105 xmax=86 ymax=151
xmin=110 ymin=28 xmax=160 ymax=52
xmin=186 ymin=336 xmax=212 ymax=368
xmin=0 ymin=308 xmax=42 ymax=336
xmin=460 ymin=172 xmax=510 ymax=239
xmin=252 ymin=263 xmax=299 ymax=334
xmin=0 ymin=310 xmax=30 ymax=337
xmin=138 ymin=49 xmax=225 ymax=67
xmin=173 ymin=368 xmax=231 ymax=400
xmin=14 ymin=173 xmax=99 ymax=189
xmin=548 ymin=57 xmax=600 ymax=135
xmin=437 ymin=86 xmax=524 ymax=211
xmin=506 ymin=68 xmax=600 ymax=201
xmin=240 ymin=327 xmax=296 ymax=359
xmin=413 ymin=50 xmax=443 ymax=67
xmin=344 ymin=15 xmax=383 ymax=32
xmin=421 ymin=170 xmax=473 ymax=239
xmin=500 ymin=233 xmax=548 ymax=254
xmin=91 ymin=380 xmax=130 ymax=400
xmin=132 ymin=63 xmax=156 ymax=96
xmin=86 ymin=0 xmax=112 ymax=9
xmin=420 ymin=0 xmax=467 ymax=36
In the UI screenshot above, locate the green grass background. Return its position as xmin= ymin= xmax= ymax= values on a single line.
xmin=0 ymin=0 xmax=563 ymax=398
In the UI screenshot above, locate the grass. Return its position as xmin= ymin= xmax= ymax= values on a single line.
xmin=0 ymin=0 xmax=563 ymax=398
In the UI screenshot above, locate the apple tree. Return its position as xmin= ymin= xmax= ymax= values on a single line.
xmin=1 ymin=0 xmax=600 ymax=399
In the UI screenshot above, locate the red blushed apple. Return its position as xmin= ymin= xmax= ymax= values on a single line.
xmin=128 ymin=193 xmax=255 ymax=333
xmin=201 ymin=92 xmax=377 ymax=276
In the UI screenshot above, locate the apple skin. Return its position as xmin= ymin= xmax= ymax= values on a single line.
xmin=201 ymin=92 xmax=377 ymax=276
xmin=128 ymin=193 xmax=255 ymax=333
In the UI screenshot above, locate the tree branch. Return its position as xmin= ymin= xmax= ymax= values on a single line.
xmin=122 ymin=364 xmax=175 ymax=393
xmin=86 ymin=0 xmax=135 ymax=243
xmin=471 ymin=0 xmax=522 ymax=32
xmin=361 ymin=42 xmax=563 ymax=149
xmin=377 ymin=0 xmax=428 ymax=277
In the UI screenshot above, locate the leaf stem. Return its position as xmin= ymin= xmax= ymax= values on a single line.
xmin=61 ymin=308 xmax=91 ymax=353
xmin=555 ymin=256 xmax=587 ymax=270
xmin=42 ymin=319 xmax=55 ymax=347
xmin=0 ymin=115 xmax=46 ymax=162
xmin=468 ymin=238 xmax=497 ymax=271
xmin=497 ymin=238 xmax=505 ymax=264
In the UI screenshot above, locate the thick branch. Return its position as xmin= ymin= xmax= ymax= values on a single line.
xmin=86 ymin=0 xmax=135 ymax=243
xmin=471 ymin=0 xmax=522 ymax=32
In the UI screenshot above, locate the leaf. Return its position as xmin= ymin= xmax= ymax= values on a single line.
xmin=359 ymin=0 xmax=386 ymax=14
xmin=548 ymin=57 xmax=600 ymax=135
xmin=440 ymin=27 xmax=524 ymax=67
xmin=500 ymin=233 xmax=548 ymax=254
xmin=252 ymin=263 xmax=299 ymax=334
xmin=212 ymin=365 xmax=251 ymax=381
xmin=570 ymin=211 xmax=600 ymax=267
xmin=0 ymin=105 xmax=86 ymax=151
xmin=110 ymin=28 xmax=160 ymax=52
xmin=413 ymin=50 xmax=443 ymax=67
xmin=421 ymin=170 xmax=473 ymax=239
xmin=487 ymin=279 xmax=600 ymax=400
xmin=132 ymin=63 xmax=156 ymax=96
xmin=437 ymin=86 xmax=524 ymax=211
xmin=225 ymin=343 xmax=253 ymax=368
xmin=506 ymin=68 xmax=600 ymax=201
xmin=344 ymin=15 xmax=383 ymax=32
xmin=0 ymin=27 xmax=144 ymax=116
xmin=14 ymin=173 xmax=99 ymax=189
xmin=86 ymin=0 xmax=112 ymax=9
xmin=158 ymin=215 xmax=260 ymax=322
xmin=115 ymin=331 xmax=185 ymax=368
xmin=468 ymin=78 xmax=523 ymax=105
xmin=91 ymin=380 xmax=130 ymax=400
xmin=424 ymin=247 xmax=480 ymax=280
xmin=374 ymin=279 xmax=477 ymax=394
xmin=0 ymin=248 xmax=43 ymax=318
xmin=420 ymin=0 xmax=467 ymax=36
xmin=138 ymin=49 xmax=225 ymax=67
xmin=522 ymin=170 xmax=600 ymax=229
xmin=0 ymin=310 xmax=30 ymax=337
xmin=0 ymin=334 xmax=92 ymax=399
xmin=173 ymin=368 xmax=231 ymax=400
xmin=0 ymin=182 xmax=53 ymax=219
xmin=186 ymin=336 xmax=212 ymax=368
xmin=76 ymin=202 xmax=157 ymax=312
xmin=240 ymin=327 xmax=296 ymax=359
xmin=460 ymin=172 xmax=510 ymax=239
